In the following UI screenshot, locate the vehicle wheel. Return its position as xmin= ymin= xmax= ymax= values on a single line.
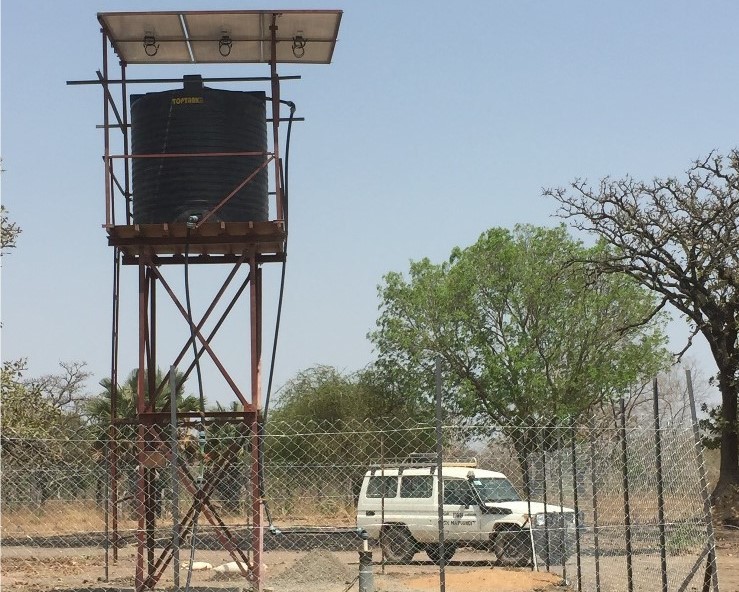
xmin=493 ymin=526 xmax=532 ymax=566
xmin=426 ymin=543 xmax=457 ymax=564
xmin=380 ymin=525 xmax=417 ymax=563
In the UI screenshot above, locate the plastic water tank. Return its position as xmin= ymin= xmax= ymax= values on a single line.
xmin=130 ymin=76 xmax=268 ymax=224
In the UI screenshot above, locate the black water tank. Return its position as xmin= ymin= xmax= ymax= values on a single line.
xmin=130 ymin=77 xmax=268 ymax=224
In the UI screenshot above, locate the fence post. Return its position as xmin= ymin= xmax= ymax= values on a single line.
xmin=523 ymin=440 xmax=536 ymax=572
xmin=169 ymin=366 xmax=180 ymax=590
xmin=620 ymin=398 xmax=634 ymax=592
xmin=104 ymin=436 xmax=110 ymax=583
xmin=434 ymin=356 xmax=446 ymax=592
xmin=557 ymin=426 xmax=567 ymax=584
xmin=380 ymin=432 xmax=386 ymax=573
xmin=588 ymin=416 xmax=601 ymax=592
xmin=541 ymin=428 xmax=550 ymax=571
xmin=653 ymin=378 xmax=668 ymax=592
xmin=570 ymin=419 xmax=582 ymax=592
xmin=686 ymin=370 xmax=720 ymax=592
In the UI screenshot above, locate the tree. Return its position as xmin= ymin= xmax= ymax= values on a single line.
xmin=267 ymin=365 xmax=437 ymax=490
xmin=32 ymin=361 xmax=92 ymax=424
xmin=86 ymin=367 xmax=202 ymax=424
xmin=269 ymin=364 xmax=431 ymax=425
xmin=1 ymin=360 xmax=91 ymax=507
xmin=0 ymin=204 xmax=21 ymax=255
xmin=1 ymin=360 xmax=92 ymax=435
xmin=1 ymin=359 xmax=62 ymax=437
xmin=545 ymin=151 xmax=739 ymax=503
xmin=370 ymin=224 xmax=671 ymax=463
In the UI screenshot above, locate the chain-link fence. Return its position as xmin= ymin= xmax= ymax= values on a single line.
xmin=1 ymin=412 xmax=718 ymax=591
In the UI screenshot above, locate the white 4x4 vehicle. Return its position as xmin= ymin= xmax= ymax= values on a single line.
xmin=356 ymin=458 xmax=576 ymax=565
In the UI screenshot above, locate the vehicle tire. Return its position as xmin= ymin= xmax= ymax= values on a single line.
xmin=426 ymin=544 xmax=457 ymax=564
xmin=493 ymin=526 xmax=532 ymax=566
xmin=380 ymin=525 xmax=417 ymax=563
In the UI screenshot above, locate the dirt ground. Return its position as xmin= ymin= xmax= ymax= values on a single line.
xmin=1 ymin=526 xmax=738 ymax=592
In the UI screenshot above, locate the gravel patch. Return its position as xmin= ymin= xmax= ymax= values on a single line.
xmin=269 ymin=549 xmax=354 ymax=589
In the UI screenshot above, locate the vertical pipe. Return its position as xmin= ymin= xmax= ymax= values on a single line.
xmin=358 ymin=548 xmax=374 ymax=592
xmin=588 ymin=417 xmax=601 ymax=592
xmin=120 ymin=61 xmax=132 ymax=224
xmin=135 ymin=261 xmax=147 ymax=590
xmin=144 ymin=270 xmax=155 ymax=580
xmin=110 ymin=247 xmax=120 ymax=562
xmin=149 ymin=272 xmax=157 ymax=410
xmin=269 ymin=14 xmax=283 ymax=221
xmin=250 ymin=258 xmax=264 ymax=592
xmin=138 ymin=261 xmax=147 ymax=416
xmin=686 ymin=370 xmax=720 ymax=592
xmin=570 ymin=419 xmax=582 ymax=592
xmin=620 ymin=398 xmax=634 ymax=592
xmin=102 ymin=29 xmax=111 ymax=226
xmin=434 ymin=357 xmax=446 ymax=592
xmin=169 ymin=367 xmax=180 ymax=590
xmin=653 ymin=379 xmax=668 ymax=592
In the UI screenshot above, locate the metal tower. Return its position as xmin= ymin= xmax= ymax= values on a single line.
xmin=72 ymin=10 xmax=341 ymax=591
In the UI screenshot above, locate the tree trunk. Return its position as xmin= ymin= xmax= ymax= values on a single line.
xmin=711 ymin=368 xmax=739 ymax=524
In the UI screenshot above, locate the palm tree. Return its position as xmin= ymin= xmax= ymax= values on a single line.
xmin=86 ymin=368 xmax=204 ymax=517
xmin=86 ymin=368 xmax=203 ymax=424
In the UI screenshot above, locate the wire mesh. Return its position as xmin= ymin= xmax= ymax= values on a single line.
xmin=0 ymin=416 xmax=719 ymax=591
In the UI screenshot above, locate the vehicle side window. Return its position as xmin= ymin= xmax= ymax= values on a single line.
xmin=400 ymin=475 xmax=433 ymax=498
xmin=443 ymin=478 xmax=472 ymax=505
xmin=366 ymin=475 xmax=397 ymax=498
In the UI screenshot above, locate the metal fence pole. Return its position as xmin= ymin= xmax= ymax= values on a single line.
xmin=169 ymin=367 xmax=180 ymax=590
xmin=104 ymin=437 xmax=110 ymax=582
xmin=435 ymin=356 xmax=446 ymax=592
xmin=523 ymin=442 xmax=535 ymax=571
xmin=541 ymin=428 xmax=550 ymax=571
xmin=686 ymin=370 xmax=720 ymax=592
xmin=653 ymin=378 xmax=668 ymax=592
xmin=620 ymin=398 xmax=634 ymax=592
xmin=588 ymin=417 xmax=601 ymax=592
xmin=570 ymin=419 xmax=582 ymax=592
xmin=380 ymin=431 xmax=386 ymax=574
xmin=557 ymin=426 xmax=567 ymax=584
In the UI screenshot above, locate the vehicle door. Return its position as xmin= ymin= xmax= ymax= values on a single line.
xmin=398 ymin=474 xmax=435 ymax=543
xmin=442 ymin=477 xmax=482 ymax=543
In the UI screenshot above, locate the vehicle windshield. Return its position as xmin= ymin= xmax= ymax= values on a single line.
xmin=471 ymin=477 xmax=521 ymax=503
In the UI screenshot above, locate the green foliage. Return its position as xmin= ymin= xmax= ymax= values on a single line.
xmin=699 ymin=402 xmax=734 ymax=450
xmin=371 ymin=224 xmax=671 ymax=431
xmin=269 ymin=364 xmax=432 ymax=425
xmin=85 ymin=367 xmax=202 ymax=423
xmin=266 ymin=365 xmax=437 ymax=469
xmin=1 ymin=359 xmax=63 ymax=437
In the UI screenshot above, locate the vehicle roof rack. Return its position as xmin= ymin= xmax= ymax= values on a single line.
xmin=367 ymin=454 xmax=478 ymax=473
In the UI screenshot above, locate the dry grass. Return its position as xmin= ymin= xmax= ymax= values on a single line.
xmin=1 ymin=503 xmax=110 ymax=537
xmin=2 ymin=496 xmax=358 ymax=537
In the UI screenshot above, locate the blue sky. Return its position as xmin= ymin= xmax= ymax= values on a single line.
xmin=2 ymin=1 xmax=737 ymax=407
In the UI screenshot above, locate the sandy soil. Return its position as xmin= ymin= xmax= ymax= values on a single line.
xmin=2 ymin=526 xmax=737 ymax=592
